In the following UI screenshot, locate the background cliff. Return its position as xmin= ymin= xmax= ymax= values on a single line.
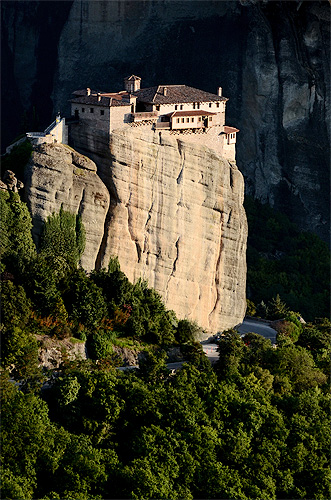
xmin=2 ymin=0 xmax=330 ymax=242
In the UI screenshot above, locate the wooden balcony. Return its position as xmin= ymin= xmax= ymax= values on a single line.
xmin=154 ymin=121 xmax=171 ymax=130
xmin=131 ymin=111 xmax=158 ymax=122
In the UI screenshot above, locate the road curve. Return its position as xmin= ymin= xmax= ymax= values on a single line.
xmin=236 ymin=319 xmax=277 ymax=344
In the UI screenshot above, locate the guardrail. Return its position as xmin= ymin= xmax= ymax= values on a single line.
xmin=44 ymin=120 xmax=57 ymax=135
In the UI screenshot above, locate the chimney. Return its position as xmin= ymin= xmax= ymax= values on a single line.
xmin=217 ymin=86 xmax=222 ymax=96
xmin=87 ymin=87 xmax=91 ymax=96
xmin=97 ymin=93 xmax=101 ymax=102
xmin=163 ymin=87 xmax=168 ymax=96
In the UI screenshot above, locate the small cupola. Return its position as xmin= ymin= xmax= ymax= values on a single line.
xmin=124 ymin=75 xmax=141 ymax=93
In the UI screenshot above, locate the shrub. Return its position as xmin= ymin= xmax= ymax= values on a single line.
xmin=246 ymin=299 xmax=256 ymax=316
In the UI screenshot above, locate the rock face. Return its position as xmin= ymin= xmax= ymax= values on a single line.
xmin=2 ymin=0 xmax=329 ymax=242
xmin=71 ymin=126 xmax=247 ymax=333
xmin=37 ymin=335 xmax=87 ymax=370
xmin=24 ymin=143 xmax=110 ymax=271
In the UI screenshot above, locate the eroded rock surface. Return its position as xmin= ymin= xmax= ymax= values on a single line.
xmin=37 ymin=335 xmax=87 ymax=370
xmin=25 ymin=131 xmax=247 ymax=334
xmin=24 ymin=143 xmax=110 ymax=271
xmin=72 ymin=127 xmax=247 ymax=334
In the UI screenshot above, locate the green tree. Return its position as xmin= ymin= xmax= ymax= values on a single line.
xmin=39 ymin=205 xmax=85 ymax=269
xmin=215 ymin=330 xmax=246 ymax=379
xmin=0 ymin=280 xmax=32 ymax=328
xmin=267 ymin=294 xmax=289 ymax=320
xmin=274 ymin=344 xmax=327 ymax=392
xmin=0 ymin=191 xmax=36 ymax=274
xmin=176 ymin=319 xmax=201 ymax=343
xmin=63 ymin=269 xmax=107 ymax=330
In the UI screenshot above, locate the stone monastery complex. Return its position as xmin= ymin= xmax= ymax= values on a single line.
xmin=70 ymin=75 xmax=239 ymax=161
xmin=21 ymin=75 xmax=238 ymax=162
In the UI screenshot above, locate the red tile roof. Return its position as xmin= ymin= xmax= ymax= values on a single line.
xmin=223 ymin=126 xmax=239 ymax=133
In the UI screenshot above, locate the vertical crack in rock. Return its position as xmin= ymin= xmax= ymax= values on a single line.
xmin=172 ymin=237 xmax=180 ymax=275
xmin=176 ymin=141 xmax=185 ymax=185
xmin=229 ymin=167 xmax=234 ymax=189
xmin=143 ymin=201 xmax=154 ymax=255
xmin=77 ymin=187 xmax=85 ymax=216
xmin=125 ymin=192 xmax=141 ymax=263
xmin=208 ymin=217 xmax=224 ymax=324
xmin=227 ymin=209 xmax=232 ymax=226
xmin=95 ymin=205 xmax=112 ymax=270
xmin=165 ymin=237 xmax=180 ymax=303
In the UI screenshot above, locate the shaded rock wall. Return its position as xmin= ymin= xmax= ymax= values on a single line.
xmin=2 ymin=0 xmax=329 ymax=241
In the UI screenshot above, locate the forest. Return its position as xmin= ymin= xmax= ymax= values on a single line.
xmin=1 ymin=149 xmax=331 ymax=499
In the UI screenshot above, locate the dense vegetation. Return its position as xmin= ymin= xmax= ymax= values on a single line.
xmin=1 ymin=187 xmax=330 ymax=499
xmin=244 ymin=196 xmax=330 ymax=321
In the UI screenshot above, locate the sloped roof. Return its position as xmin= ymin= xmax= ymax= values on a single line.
xmin=134 ymin=85 xmax=227 ymax=104
xmin=70 ymin=95 xmax=131 ymax=107
xmin=223 ymin=126 xmax=239 ymax=133
xmin=125 ymin=74 xmax=141 ymax=81
xmin=72 ymin=88 xmax=99 ymax=96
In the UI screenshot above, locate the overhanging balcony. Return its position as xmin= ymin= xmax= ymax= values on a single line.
xmin=131 ymin=111 xmax=158 ymax=122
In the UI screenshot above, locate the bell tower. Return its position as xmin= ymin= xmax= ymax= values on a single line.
xmin=124 ymin=75 xmax=141 ymax=93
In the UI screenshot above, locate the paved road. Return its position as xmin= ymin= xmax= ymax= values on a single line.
xmin=201 ymin=319 xmax=277 ymax=364
xmin=236 ymin=319 xmax=277 ymax=344
xmin=118 ymin=319 xmax=277 ymax=370
xmin=202 ymin=343 xmax=219 ymax=363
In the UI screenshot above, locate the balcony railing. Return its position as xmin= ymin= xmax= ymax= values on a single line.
xmin=131 ymin=111 xmax=158 ymax=122
xmin=154 ymin=122 xmax=171 ymax=130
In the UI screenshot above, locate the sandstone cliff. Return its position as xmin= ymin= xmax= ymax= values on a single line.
xmin=71 ymin=126 xmax=247 ymax=333
xmin=25 ymin=130 xmax=247 ymax=334
xmin=24 ymin=143 xmax=110 ymax=271
xmin=2 ymin=0 xmax=329 ymax=242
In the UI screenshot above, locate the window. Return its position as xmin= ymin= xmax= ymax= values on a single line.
xmin=209 ymin=103 xmax=212 ymax=108
xmin=100 ymin=110 xmax=104 ymax=115
xmin=90 ymin=108 xmax=94 ymax=113
xmin=198 ymin=117 xmax=201 ymax=121
xmin=186 ymin=117 xmax=190 ymax=122
xmin=216 ymin=103 xmax=220 ymax=108
xmin=175 ymin=105 xmax=178 ymax=110
xmin=180 ymin=105 xmax=183 ymax=110
xmin=197 ymin=103 xmax=200 ymax=109
xmin=193 ymin=103 xmax=196 ymax=109
xmin=177 ymin=118 xmax=180 ymax=123
xmin=209 ymin=117 xmax=212 ymax=122
xmin=156 ymin=105 xmax=160 ymax=111
xmin=182 ymin=118 xmax=185 ymax=123
xmin=82 ymin=108 xmax=85 ymax=113
xmin=191 ymin=117 xmax=194 ymax=122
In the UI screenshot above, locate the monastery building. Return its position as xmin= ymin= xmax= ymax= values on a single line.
xmin=70 ymin=75 xmax=239 ymax=161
